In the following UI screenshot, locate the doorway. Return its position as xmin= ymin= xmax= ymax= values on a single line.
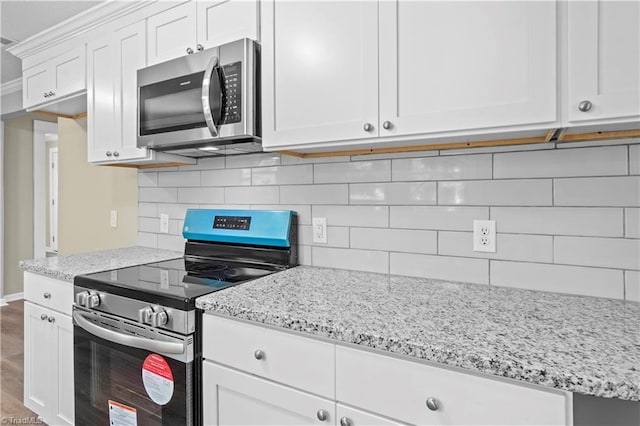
xmin=33 ymin=120 xmax=58 ymax=258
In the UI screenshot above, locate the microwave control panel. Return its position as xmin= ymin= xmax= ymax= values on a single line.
xmin=222 ymin=62 xmax=242 ymax=124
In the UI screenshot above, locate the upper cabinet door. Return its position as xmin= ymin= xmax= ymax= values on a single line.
xmin=261 ymin=0 xmax=379 ymax=149
xmin=379 ymin=0 xmax=557 ymax=138
xmin=567 ymin=0 xmax=640 ymax=124
xmin=197 ymin=0 xmax=259 ymax=48
xmin=147 ymin=1 xmax=197 ymax=65
xmin=23 ymin=64 xmax=52 ymax=107
xmin=86 ymin=36 xmax=115 ymax=163
xmin=52 ymin=45 xmax=86 ymax=98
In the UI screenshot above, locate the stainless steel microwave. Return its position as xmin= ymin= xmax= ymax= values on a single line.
xmin=137 ymin=38 xmax=260 ymax=157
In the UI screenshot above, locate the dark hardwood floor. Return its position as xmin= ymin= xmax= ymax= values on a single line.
xmin=1 ymin=300 xmax=44 ymax=424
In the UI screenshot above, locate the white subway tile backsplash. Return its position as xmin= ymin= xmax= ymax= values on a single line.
xmin=625 ymin=271 xmax=640 ymax=302
xmin=491 ymin=207 xmax=623 ymax=237
xmin=312 ymin=247 xmax=389 ymax=273
xmin=312 ymin=205 xmax=388 ymax=227
xmin=349 ymin=182 xmax=436 ymax=205
xmin=391 ymin=206 xmax=488 ymax=231
xmin=630 ymin=145 xmax=640 ymax=175
xmin=226 ymin=153 xmax=281 ymax=168
xmin=225 ymin=186 xmax=279 ymax=204
xmin=280 ymin=184 xmax=348 ymax=205
xmin=138 ymin=172 xmax=158 ymax=187
xmin=201 ymin=169 xmax=251 ymax=186
xmin=157 ymin=234 xmax=185 ymax=252
xmin=252 ymin=165 xmax=313 ymax=185
xmin=139 ymin=203 xmax=158 ymax=218
xmin=138 ymin=232 xmax=158 ymax=248
xmin=351 ymin=228 xmax=437 ymax=254
xmin=139 ymin=217 xmax=160 ymax=233
xmin=314 ymin=160 xmax=391 ymax=183
xmin=390 ymin=253 xmax=488 ymax=284
xmin=557 ymin=138 xmax=640 ymax=150
xmin=625 ymin=208 xmax=640 ymax=238
xmin=298 ymin=245 xmax=312 ymax=265
xmin=198 ymin=204 xmax=245 ymax=210
xmin=156 ymin=203 xmax=199 ymax=220
xmin=177 ymin=187 xmax=225 ymax=204
xmin=438 ymin=232 xmax=553 ymax=263
xmin=139 ymin=187 xmax=178 ymax=203
xmin=157 ymin=171 xmax=200 ymax=187
xmin=439 ymin=179 xmax=552 ymax=206
xmin=392 ymin=154 xmax=492 ymax=181
xmin=554 ymin=237 xmax=640 ymax=270
xmin=490 ymin=261 xmax=624 ymax=299
xmin=554 ymin=176 xmax=640 ymax=206
xmin=299 ymin=225 xmax=350 ymax=247
xmin=351 ymin=150 xmax=439 ymax=161
xmin=494 ymin=146 xmax=628 ymax=178
xmin=281 ymin=154 xmax=350 ymax=165
xmin=179 ymin=157 xmax=225 ymax=171
xmin=441 ymin=142 xmax=553 ymax=156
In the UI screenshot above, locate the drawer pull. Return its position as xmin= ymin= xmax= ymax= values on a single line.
xmin=47 ymin=316 xmax=56 ymax=324
xmin=40 ymin=314 xmax=48 ymax=320
xmin=43 ymin=292 xmax=51 ymax=299
xmin=340 ymin=417 xmax=352 ymax=426
xmin=426 ymin=397 xmax=440 ymax=411
xmin=254 ymin=349 xmax=265 ymax=360
xmin=316 ymin=409 xmax=328 ymax=421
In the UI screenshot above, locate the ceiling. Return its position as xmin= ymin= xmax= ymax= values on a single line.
xmin=1 ymin=0 xmax=101 ymax=84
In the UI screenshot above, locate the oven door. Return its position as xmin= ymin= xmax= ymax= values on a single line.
xmin=73 ymin=307 xmax=196 ymax=426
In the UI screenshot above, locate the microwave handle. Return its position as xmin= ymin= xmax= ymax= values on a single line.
xmin=202 ymin=55 xmax=221 ymax=137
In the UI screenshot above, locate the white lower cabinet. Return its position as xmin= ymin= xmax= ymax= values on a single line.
xmin=202 ymin=314 xmax=571 ymax=426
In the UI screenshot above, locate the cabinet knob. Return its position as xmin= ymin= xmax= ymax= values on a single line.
xmin=578 ymin=100 xmax=592 ymax=112
xmin=43 ymin=292 xmax=51 ymax=299
xmin=106 ymin=151 xmax=113 ymax=157
xmin=254 ymin=349 xmax=265 ymax=360
xmin=382 ymin=120 xmax=393 ymax=130
xmin=47 ymin=316 xmax=55 ymax=324
xmin=113 ymin=151 xmax=120 ymax=158
xmin=316 ymin=409 xmax=328 ymax=421
xmin=197 ymin=44 xmax=204 ymax=51
xmin=186 ymin=47 xmax=194 ymax=54
xmin=43 ymin=92 xmax=49 ymax=98
xmin=426 ymin=397 xmax=440 ymax=411
xmin=340 ymin=417 xmax=352 ymax=426
xmin=40 ymin=314 xmax=48 ymax=320
xmin=363 ymin=123 xmax=373 ymax=132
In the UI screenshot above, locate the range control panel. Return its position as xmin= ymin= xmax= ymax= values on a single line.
xmin=213 ymin=215 xmax=251 ymax=230
xmin=221 ymin=61 xmax=242 ymax=124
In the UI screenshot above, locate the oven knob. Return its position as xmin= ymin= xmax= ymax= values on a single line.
xmin=150 ymin=310 xmax=168 ymax=328
xmin=138 ymin=306 xmax=154 ymax=324
xmin=87 ymin=293 xmax=101 ymax=308
xmin=75 ymin=291 xmax=90 ymax=307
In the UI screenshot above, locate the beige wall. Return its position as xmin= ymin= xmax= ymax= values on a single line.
xmin=2 ymin=113 xmax=56 ymax=296
xmin=57 ymin=117 xmax=138 ymax=255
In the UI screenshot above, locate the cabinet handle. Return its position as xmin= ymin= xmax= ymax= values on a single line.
xmin=40 ymin=314 xmax=48 ymax=320
xmin=113 ymin=151 xmax=120 ymax=158
xmin=363 ymin=123 xmax=373 ymax=132
xmin=43 ymin=292 xmax=51 ymax=299
xmin=49 ymin=91 xmax=55 ymax=97
xmin=426 ymin=397 xmax=440 ymax=411
xmin=186 ymin=47 xmax=194 ymax=54
xmin=382 ymin=120 xmax=393 ymax=130
xmin=340 ymin=417 xmax=352 ymax=426
xmin=106 ymin=151 xmax=113 ymax=157
xmin=197 ymin=44 xmax=204 ymax=51
xmin=316 ymin=409 xmax=328 ymax=421
xmin=43 ymin=92 xmax=49 ymax=98
xmin=47 ymin=316 xmax=56 ymax=324
xmin=578 ymin=100 xmax=592 ymax=112
xmin=254 ymin=349 xmax=264 ymax=360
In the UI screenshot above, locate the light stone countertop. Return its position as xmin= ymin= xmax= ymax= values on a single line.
xmin=197 ymin=265 xmax=640 ymax=401
xmin=19 ymin=246 xmax=183 ymax=282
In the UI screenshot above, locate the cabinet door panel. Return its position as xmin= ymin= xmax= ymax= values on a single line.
xmin=53 ymin=46 xmax=86 ymax=98
xmin=87 ymin=37 xmax=115 ymax=162
xmin=203 ymin=362 xmax=334 ymax=425
xmin=50 ymin=313 xmax=74 ymax=426
xmin=23 ymin=65 xmax=51 ymax=108
xmin=197 ymin=0 xmax=259 ymax=48
xmin=337 ymin=404 xmax=407 ymax=426
xmin=23 ymin=302 xmax=52 ymax=417
xmin=379 ymin=0 xmax=557 ymax=137
xmin=147 ymin=1 xmax=197 ymax=65
xmin=262 ymin=0 xmax=378 ymax=148
xmin=568 ymin=0 xmax=640 ymax=123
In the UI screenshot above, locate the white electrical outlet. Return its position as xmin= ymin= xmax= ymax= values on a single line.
xmin=160 ymin=213 xmax=170 ymax=233
xmin=473 ymin=220 xmax=496 ymax=252
xmin=312 ymin=217 xmax=327 ymax=243
xmin=110 ymin=210 xmax=118 ymax=228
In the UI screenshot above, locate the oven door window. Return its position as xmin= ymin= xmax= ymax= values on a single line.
xmin=139 ymin=71 xmax=207 ymax=136
xmin=74 ymin=325 xmax=193 ymax=426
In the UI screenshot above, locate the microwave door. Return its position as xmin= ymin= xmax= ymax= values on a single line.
xmin=202 ymin=55 xmax=224 ymax=137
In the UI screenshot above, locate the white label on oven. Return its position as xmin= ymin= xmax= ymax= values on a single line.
xmin=160 ymin=270 xmax=169 ymax=289
xmin=142 ymin=354 xmax=174 ymax=405
xmin=108 ymin=400 xmax=137 ymax=426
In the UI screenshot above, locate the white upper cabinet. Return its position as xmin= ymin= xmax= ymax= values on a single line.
xmin=567 ymin=0 xmax=640 ymax=124
xmin=87 ymin=36 xmax=115 ymax=163
xmin=261 ymin=0 xmax=557 ymax=152
xmin=147 ymin=0 xmax=259 ymax=66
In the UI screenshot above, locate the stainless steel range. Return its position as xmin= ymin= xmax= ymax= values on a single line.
xmin=72 ymin=209 xmax=297 ymax=426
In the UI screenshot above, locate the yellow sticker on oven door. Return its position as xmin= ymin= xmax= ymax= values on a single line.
xmin=142 ymin=354 xmax=175 ymax=405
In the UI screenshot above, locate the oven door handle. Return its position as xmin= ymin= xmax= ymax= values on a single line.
xmin=73 ymin=310 xmax=185 ymax=355
xmin=202 ymin=54 xmax=221 ymax=137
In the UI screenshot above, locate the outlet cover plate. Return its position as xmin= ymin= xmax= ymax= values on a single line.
xmin=312 ymin=217 xmax=327 ymax=244
xmin=473 ymin=220 xmax=496 ymax=252
xmin=110 ymin=210 xmax=118 ymax=228
xmin=160 ymin=213 xmax=170 ymax=234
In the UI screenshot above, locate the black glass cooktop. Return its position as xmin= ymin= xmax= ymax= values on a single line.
xmin=74 ymin=257 xmax=279 ymax=310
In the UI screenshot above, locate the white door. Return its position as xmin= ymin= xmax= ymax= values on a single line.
xmin=50 ymin=312 xmax=74 ymax=426
xmin=261 ymin=0 xmax=379 ymax=149
xmin=203 ymin=362 xmax=334 ymax=425
xmin=23 ymin=302 xmax=52 ymax=418
xmin=197 ymin=0 xmax=259 ymax=49
xmin=567 ymin=0 xmax=640 ymax=123
xmin=49 ymin=148 xmax=58 ymax=252
xmin=147 ymin=1 xmax=197 ymax=65
xmin=378 ymin=0 xmax=557 ymax=138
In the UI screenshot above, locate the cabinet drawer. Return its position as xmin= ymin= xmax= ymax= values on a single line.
xmin=203 ymin=315 xmax=335 ymax=398
xmin=336 ymin=346 xmax=571 ymax=425
xmin=24 ymin=272 xmax=73 ymax=315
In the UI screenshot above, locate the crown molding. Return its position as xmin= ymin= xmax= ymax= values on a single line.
xmin=0 ymin=78 xmax=22 ymax=96
xmin=6 ymin=0 xmax=159 ymax=59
